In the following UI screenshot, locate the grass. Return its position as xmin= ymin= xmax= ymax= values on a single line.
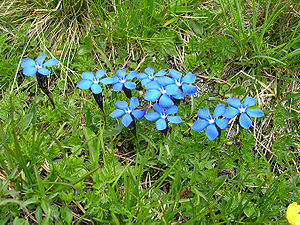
xmin=0 ymin=0 xmax=299 ymax=224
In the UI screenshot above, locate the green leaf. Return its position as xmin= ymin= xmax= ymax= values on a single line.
xmin=61 ymin=206 xmax=73 ymax=224
xmin=78 ymin=45 xmax=92 ymax=55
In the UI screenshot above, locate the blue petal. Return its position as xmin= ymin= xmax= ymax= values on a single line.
xmin=166 ymin=105 xmax=178 ymax=115
xmin=159 ymin=94 xmax=174 ymax=108
xmin=116 ymin=68 xmax=126 ymax=78
xmin=227 ymin=98 xmax=241 ymax=109
xmin=182 ymin=72 xmax=196 ymax=84
xmin=145 ymin=81 xmax=160 ymax=90
xmin=205 ymin=124 xmax=219 ymax=141
xmin=126 ymin=71 xmax=137 ymax=80
xmin=156 ymin=119 xmax=167 ymax=130
xmin=213 ymin=104 xmax=225 ymax=118
xmin=247 ymin=109 xmax=264 ymax=118
xmin=129 ymin=97 xmax=139 ymax=109
xmin=36 ymin=54 xmax=47 ymax=65
xmin=156 ymin=76 xmax=174 ymax=86
xmin=91 ymin=84 xmax=102 ymax=94
xmin=182 ymin=84 xmax=197 ymax=95
xmin=21 ymin=58 xmax=35 ymax=68
xmin=153 ymin=103 xmax=164 ymax=114
xmin=168 ymin=69 xmax=182 ymax=80
xmin=77 ymin=80 xmax=93 ymax=89
xmin=144 ymin=67 xmax=154 ymax=76
xmin=192 ymin=120 xmax=209 ymax=132
xmin=216 ymin=118 xmax=229 ymax=130
xmin=113 ymin=83 xmax=123 ymax=92
xmin=137 ymin=73 xmax=147 ymax=80
xmin=22 ymin=66 xmax=37 ymax=76
xmin=132 ymin=109 xmax=145 ymax=119
xmin=115 ymin=101 xmax=128 ymax=110
xmin=197 ymin=108 xmax=210 ymax=119
xmin=95 ymin=69 xmax=106 ymax=79
xmin=155 ymin=70 xmax=166 ymax=77
xmin=43 ymin=58 xmax=58 ymax=67
xmin=223 ymin=107 xmax=240 ymax=118
xmin=243 ymin=96 xmax=256 ymax=107
xmin=141 ymin=79 xmax=152 ymax=86
xmin=172 ymin=88 xmax=184 ymax=99
xmin=167 ymin=116 xmax=181 ymax=124
xmin=122 ymin=114 xmax=133 ymax=127
xmin=145 ymin=89 xmax=161 ymax=102
xmin=81 ymin=71 xmax=94 ymax=80
xmin=239 ymin=113 xmax=252 ymax=129
xmin=165 ymin=84 xmax=179 ymax=95
xmin=101 ymin=77 xmax=118 ymax=84
xmin=109 ymin=109 xmax=125 ymax=118
xmin=38 ymin=68 xmax=51 ymax=76
xmin=124 ymin=81 xmax=136 ymax=90
xmin=145 ymin=111 xmax=160 ymax=121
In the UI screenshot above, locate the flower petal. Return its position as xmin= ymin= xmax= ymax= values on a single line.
xmin=126 ymin=71 xmax=137 ymax=80
xmin=141 ymin=78 xmax=152 ymax=86
xmin=197 ymin=108 xmax=210 ymax=119
xmin=95 ymin=69 xmax=106 ymax=79
xmin=172 ymin=88 xmax=184 ymax=99
xmin=182 ymin=84 xmax=197 ymax=95
xmin=156 ymin=76 xmax=174 ymax=86
xmin=36 ymin=54 xmax=47 ymax=65
xmin=216 ymin=118 xmax=229 ymax=130
xmin=129 ymin=97 xmax=139 ymax=109
xmin=113 ymin=83 xmax=123 ymax=92
xmin=116 ymin=68 xmax=126 ymax=78
xmin=165 ymin=84 xmax=179 ymax=95
xmin=167 ymin=116 xmax=181 ymax=124
xmin=38 ymin=68 xmax=51 ymax=76
xmin=182 ymin=72 xmax=196 ymax=84
xmin=22 ymin=66 xmax=37 ymax=76
xmin=156 ymin=119 xmax=167 ymax=130
xmin=91 ymin=84 xmax=102 ymax=94
xmin=77 ymin=80 xmax=93 ymax=89
xmin=159 ymin=94 xmax=174 ymax=108
xmin=101 ymin=77 xmax=118 ymax=84
xmin=205 ymin=124 xmax=219 ymax=141
xmin=43 ymin=58 xmax=58 ymax=67
xmin=223 ymin=107 xmax=240 ymax=118
xmin=239 ymin=113 xmax=252 ymax=129
xmin=166 ymin=105 xmax=178 ymax=115
xmin=155 ymin=70 xmax=166 ymax=77
xmin=247 ymin=109 xmax=264 ymax=118
xmin=122 ymin=114 xmax=133 ymax=127
xmin=132 ymin=109 xmax=145 ymax=120
xmin=169 ymin=69 xmax=182 ymax=80
xmin=115 ymin=101 xmax=128 ymax=110
xmin=145 ymin=111 xmax=160 ymax=121
xmin=145 ymin=89 xmax=161 ymax=102
xmin=109 ymin=109 xmax=125 ymax=118
xmin=137 ymin=73 xmax=147 ymax=80
xmin=144 ymin=67 xmax=154 ymax=76
xmin=213 ymin=104 xmax=225 ymax=118
xmin=227 ymin=98 xmax=241 ymax=109
xmin=21 ymin=58 xmax=35 ymax=68
xmin=243 ymin=96 xmax=256 ymax=107
xmin=145 ymin=81 xmax=160 ymax=90
xmin=81 ymin=71 xmax=94 ymax=80
xmin=124 ymin=81 xmax=136 ymax=90
xmin=192 ymin=119 xmax=209 ymax=132
xmin=153 ymin=103 xmax=164 ymax=114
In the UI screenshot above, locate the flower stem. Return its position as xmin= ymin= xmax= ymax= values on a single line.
xmin=129 ymin=117 xmax=136 ymax=136
xmin=161 ymin=122 xmax=168 ymax=137
xmin=92 ymin=92 xmax=104 ymax=113
xmin=36 ymin=72 xmax=55 ymax=109
xmin=122 ymin=86 xmax=132 ymax=99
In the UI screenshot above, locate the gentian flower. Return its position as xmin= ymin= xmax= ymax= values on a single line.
xmin=21 ymin=54 xmax=58 ymax=76
xmin=192 ymin=104 xmax=229 ymax=141
xmin=223 ymin=97 xmax=264 ymax=129
xmin=137 ymin=67 xmax=166 ymax=86
xmin=144 ymin=76 xmax=175 ymax=107
xmin=77 ymin=70 xmax=105 ymax=94
xmin=145 ymin=103 xmax=181 ymax=130
xmin=101 ymin=68 xmax=137 ymax=92
xmin=109 ymin=97 xmax=145 ymax=127
xmin=166 ymin=69 xmax=197 ymax=99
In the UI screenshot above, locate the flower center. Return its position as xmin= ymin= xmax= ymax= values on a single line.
xmin=208 ymin=116 xmax=215 ymax=124
xmin=92 ymin=77 xmax=99 ymax=84
xmin=239 ymin=105 xmax=247 ymax=113
xmin=125 ymin=108 xmax=132 ymax=114
xmin=160 ymin=86 xmax=167 ymax=94
xmin=161 ymin=113 xmax=167 ymax=120
xmin=119 ymin=77 xmax=126 ymax=84
xmin=35 ymin=63 xmax=43 ymax=69
xmin=148 ymin=74 xmax=155 ymax=80
xmin=175 ymin=79 xmax=182 ymax=87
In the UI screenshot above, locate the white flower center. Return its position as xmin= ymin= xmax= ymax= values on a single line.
xmin=239 ymin=105 xmax=247 ymax=113
xmin=92 ymin=78 xmax=99 ymax=84
xmin=148 ymin=74 xmax=155 ymax=80
xmin=35 ymin=63 xmax=43 ymax=69
xmin=208 ymin=116 xmax=215 ymax=124
xmin=160 ymin=86 xmax=167 ymax=94
xmin=125 ymin=108 xmax=132 ymax=114
xmin=119 ymin=78 xmax=126 ymax=84
xmin=175 ymin=79 xmax=182 ymax=87
xmin=161 ymin=113 xmax=167 ymax=120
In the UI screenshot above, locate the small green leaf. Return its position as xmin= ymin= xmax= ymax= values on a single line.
xmin=78 ymin=45 xmax=92 ymax=55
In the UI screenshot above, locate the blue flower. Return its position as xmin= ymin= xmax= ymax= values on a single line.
xmin=223 ymin=96 xmax=264 ymax=129
xmin=165 ymin=69 xmax=197 ymax=99
xmin=192 ymin=104 xmax=229 ymax=141
xmin=101 ymin=68 xmax=137 ymax=92
xmin=145 ymin=103 xmax=182 ymax=130
xmin=144 ymin=76 xmax=175 ymax=107
xmin=77 ymin=69 xmax=105 ymax=94
xmin=21 ymin=54 xmax=58 ymax=76
xmin=109 ymin=97 xmax=145 ymax=127
xmin=137 ymin=67 xmax=166 ymax=86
